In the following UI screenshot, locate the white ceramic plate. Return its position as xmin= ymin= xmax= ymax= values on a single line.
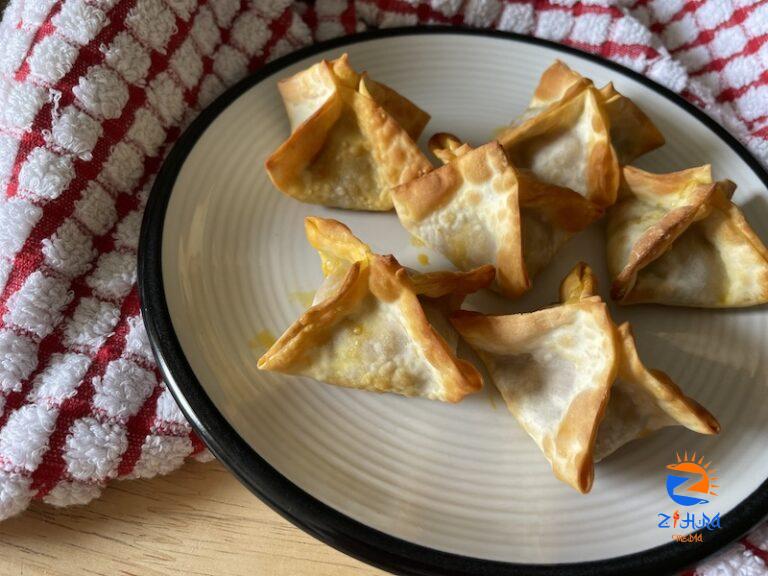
xmin=139 ymin=29 xmax=768 ymax=575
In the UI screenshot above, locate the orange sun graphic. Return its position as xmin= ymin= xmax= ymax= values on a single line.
xmin=666 ymin=451 xmax=719 ymax=497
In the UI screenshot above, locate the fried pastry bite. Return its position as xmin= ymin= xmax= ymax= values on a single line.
xmin=520 ymin=60 xmax=665 ymax=166
xmin=594 ymin=322 xmax=720 ymax=462
xmin=452 ymin=263 xmax=719 ymax=493
xmin=265 ymin=55 xmax=432 ymax=211
xmin=258 ymin=217 xmax=493 ymax=402
xmin=391 ymin=137 xmax=602 ymax=299
xmin=560 ymin=265 xmax=720 ymax=463
xmin=497 ymin=61 xmax=664 ymax=207
xmin=607 ymin=165 xmax=768 ymax=307
xmin=498 ymin=82 xmax=620 ymax=207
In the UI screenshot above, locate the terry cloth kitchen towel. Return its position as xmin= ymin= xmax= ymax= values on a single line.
xmin=1 ymin=1 xmax=768 ymax=574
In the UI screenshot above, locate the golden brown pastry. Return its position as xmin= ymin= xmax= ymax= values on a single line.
xmin=498 ymin=81 xmax=620 ymax=207
xmin=496 ymin=61 xmax=664 ymax=207
xmin=561 ymin=265 xmax=720 ymax=463
xmin=258 ymin=217 xmax=493 ymax=402
xmin=451 ymin=263 xmax=719 ymax=493
xmin=391 ymin=137 xmax=601 ymax=299
xmin=265 ymin=55 xmax=432 ymax=211
xmin=607 ymin=165 xmax=768 ymax=307
xmin=595 ymin=322 xmax=719 ymax=462
xmin=519 ymin=60 xmax=665 ymax=166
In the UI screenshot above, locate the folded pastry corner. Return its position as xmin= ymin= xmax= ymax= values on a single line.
xmin=514 ymin=60 xmax=665 ymax=167
xmin=358 ymin=72 xmax=431 ymax=140
xmin=392 ymin=141 xmax=530 ymax=299
xmin=499 ymin=83 xmax=620 ymax=208
xmin=594 ymin=321 xmax=720 ymax=461
xmin=527 ymin=60 xmax=593 ymax=111
xmin=258 ymin=217 xmax=491 ymax=402
xmin=452 ymin=262 xmax=720 ymax=492
xmin=559 ymin=260 xmax=598 ymax=303
xmin=392 ymin=136 xmax=602 ymax=299
xmin=427 ymin=132 xmax=474 ymax=164
xmin=265 ymin=55 xmax=432 ymax=211
xmin=496 ymin=61 xmax=664 ymax=208
xmin=598 ymin=81 xmax=665 ymax=167
xmin=560 ymin=264 xmax=720 ymax=460
xmin=451 ymin=291 xmax=616 ymax=492
xmin=607 ymin=165 xmax=768 ymax=307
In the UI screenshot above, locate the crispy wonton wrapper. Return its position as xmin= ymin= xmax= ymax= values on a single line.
xmin=451 ymin=263 xmax=719 ymax=493
xmin=497 ymin=61 xmax=664 ymax=207
xmin=498 ymin=83 xmax=620 ymax=208
xmin=391 ymin=136 xmax=602 ymax=299
xmin=258 ymin=217 xmax=494 ymax=402
xmin=607 ymin=165 xmax=768 ymax=307
xmin=522 ymin=60 xmax=665 ymax=166
xmin=265 ymin=55 xmax=432 ymax=211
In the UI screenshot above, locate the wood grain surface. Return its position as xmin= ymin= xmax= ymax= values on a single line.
xmin=0 ymin=460 xmax=386 ymax=576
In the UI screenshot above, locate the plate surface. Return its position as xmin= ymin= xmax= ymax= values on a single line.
xmin=140 ymin=29 xmax=768 ymax=575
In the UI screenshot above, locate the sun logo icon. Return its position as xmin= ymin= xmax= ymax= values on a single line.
xmin=666 ymin=451 xmax=720 ymax=507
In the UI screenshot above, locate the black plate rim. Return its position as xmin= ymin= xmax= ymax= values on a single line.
xmin=138 ymin=26 xmax=768 ymax=576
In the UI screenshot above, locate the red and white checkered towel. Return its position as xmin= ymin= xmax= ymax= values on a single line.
xmin=0 ymin=0 xmax=767 ymax=572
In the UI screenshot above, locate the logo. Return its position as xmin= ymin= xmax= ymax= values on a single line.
xmin=665 ymin=451 xmax=719 ymax=506
xmin=657 ymin=451 xmax=722 ymax=540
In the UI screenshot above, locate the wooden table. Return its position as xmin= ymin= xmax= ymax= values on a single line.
xmin=0 ymin=460 xmax=385 ymax=576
